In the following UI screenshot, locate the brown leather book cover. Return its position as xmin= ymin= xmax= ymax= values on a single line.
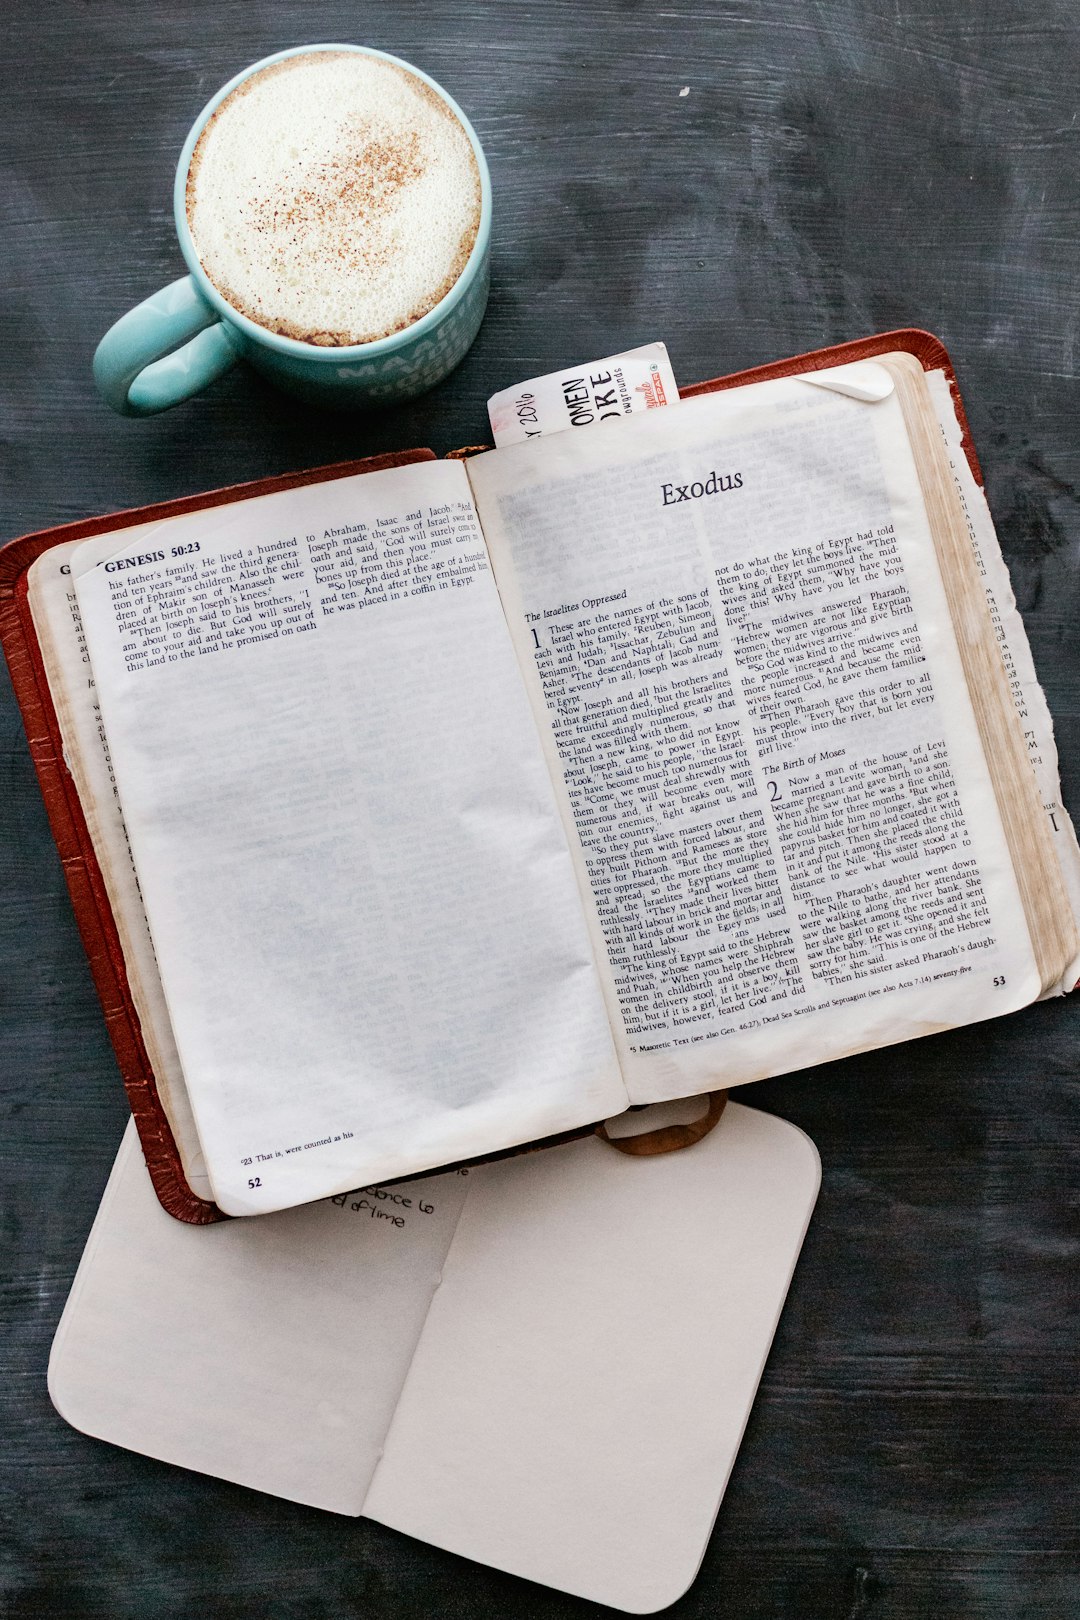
xmin=0 ymin=329 xmax=973 ymax=1222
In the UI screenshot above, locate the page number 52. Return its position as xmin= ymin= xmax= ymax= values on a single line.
xmin=248 ymin=1177 xmax=262 ymax=1188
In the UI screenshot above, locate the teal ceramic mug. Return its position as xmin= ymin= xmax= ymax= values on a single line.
xmin=93 ymin=44 xmax=492 ymax=415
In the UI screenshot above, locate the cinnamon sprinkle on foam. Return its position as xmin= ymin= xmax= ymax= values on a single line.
xmin=187 ymin=52 xmax=481 ymax=346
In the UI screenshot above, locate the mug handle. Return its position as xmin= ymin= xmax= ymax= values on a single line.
xmin=93 ymin=276 xmax=240 ymax=416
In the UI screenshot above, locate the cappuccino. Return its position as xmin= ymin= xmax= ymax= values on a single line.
xmin=186 ymin=51 xmax=483 ymax=347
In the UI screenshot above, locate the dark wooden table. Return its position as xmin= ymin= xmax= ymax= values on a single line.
xmin=3 ymin=3 xmax=1078 ymax=1616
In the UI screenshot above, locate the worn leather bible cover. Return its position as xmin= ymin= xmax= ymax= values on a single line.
xmin=0 ymin=330 xmax=974 ymax=1222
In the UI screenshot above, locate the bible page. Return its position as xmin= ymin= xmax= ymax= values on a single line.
xmin=467 ymin=374 xmax=1041 ymax=1102
xmin=28 ymin=538 xmax=210 ymax=1198
xmin=73 ymin=460 xmax=625 ymax=1215
xmin=49 ymin=1119 xmax=471 ymax=1514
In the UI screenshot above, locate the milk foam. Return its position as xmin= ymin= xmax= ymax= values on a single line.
xmin=186 ymin=52 xmax=482 ymax=346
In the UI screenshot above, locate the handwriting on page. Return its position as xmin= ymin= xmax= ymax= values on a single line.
xmin=101 ymin=499 xmax=483 ymax=674
xmin=326 ymin=1175 xmax=467 ymax=1228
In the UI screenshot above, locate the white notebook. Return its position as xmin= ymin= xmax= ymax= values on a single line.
xmin=50 ymin=1100 xmax=819 ymax=1613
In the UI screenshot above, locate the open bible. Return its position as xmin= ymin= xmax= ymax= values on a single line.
xmin=4 ymin=332 xmax=1079 ymax=1218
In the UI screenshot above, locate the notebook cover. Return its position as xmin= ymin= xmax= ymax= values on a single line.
xmin=0 ymin=329 xmax=973 ymax=1222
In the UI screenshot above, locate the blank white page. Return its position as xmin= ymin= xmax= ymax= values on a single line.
xmin=49 ymin=1121 xmax=471 ymax=1515
xmin=364 ymin=1100 xmax=820 ymax=1613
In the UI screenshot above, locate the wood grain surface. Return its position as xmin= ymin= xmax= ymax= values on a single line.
xmin=2 ymin=2 xmax=1078 ymax=1616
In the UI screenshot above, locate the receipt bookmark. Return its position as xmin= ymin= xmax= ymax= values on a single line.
xmin=487 ymin=342 xmax=680 ymax=448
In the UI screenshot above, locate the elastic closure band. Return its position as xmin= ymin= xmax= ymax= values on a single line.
xmin=595 ymin=1090 xmax=728 ymax=1156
